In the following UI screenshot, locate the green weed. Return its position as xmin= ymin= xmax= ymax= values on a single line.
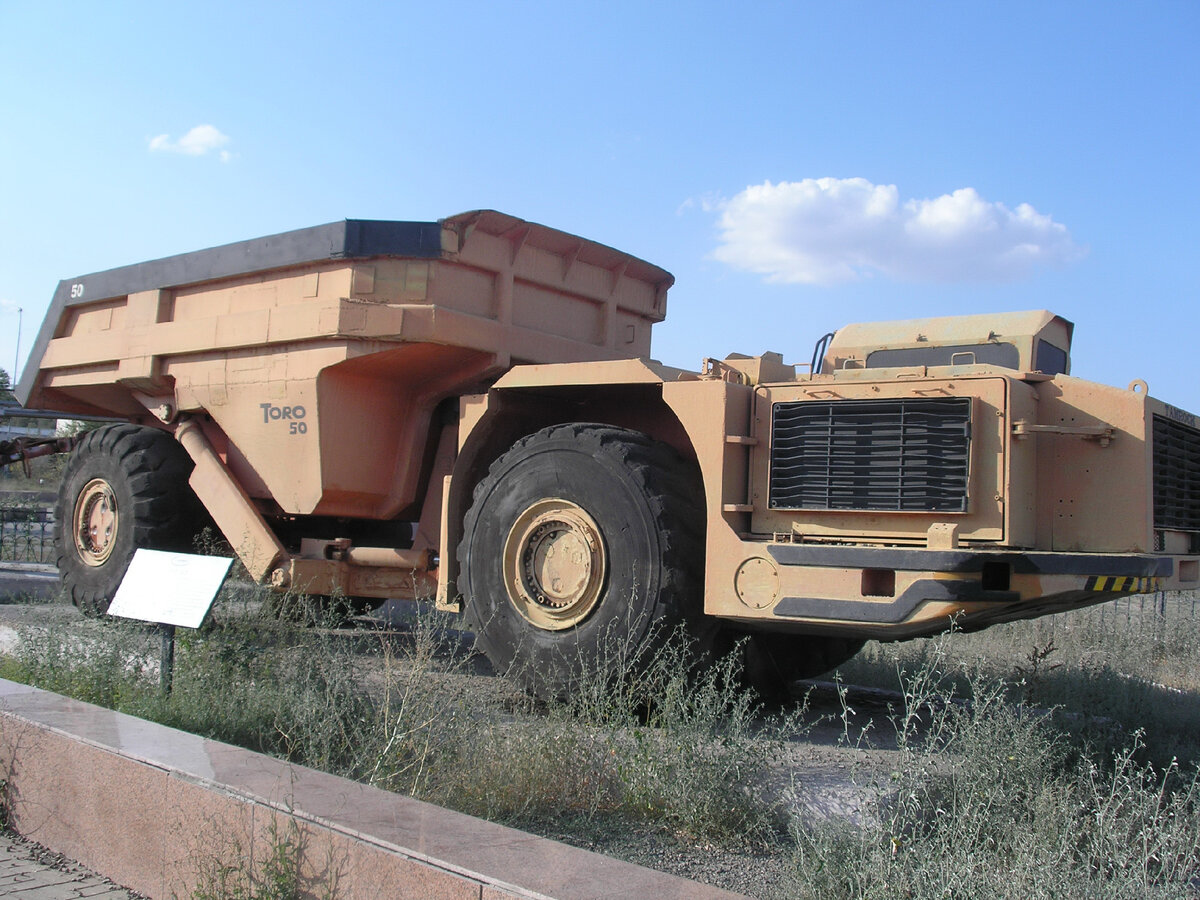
xmin=786 ymin=634 xmax=1200 ymax=900
xmin=838 ymin=594 xmax=1200 ymax=768
xmin=189 ymin=817 xmax=336 ymax=900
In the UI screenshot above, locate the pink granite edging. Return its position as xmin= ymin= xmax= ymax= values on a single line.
xmin=0 ymin=679 xmax=745 ymax=900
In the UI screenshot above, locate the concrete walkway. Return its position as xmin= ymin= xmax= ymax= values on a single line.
xmin=0 ymin=563 xmax=58 ymax=604
xmin=0 ymin=833 xmax=139 ymax=899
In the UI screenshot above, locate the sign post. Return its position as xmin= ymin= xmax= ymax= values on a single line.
xmin=107 ymin=549 xmax=233 ymax=693
xmin=160 ymin=624 xmax=176 ymax=693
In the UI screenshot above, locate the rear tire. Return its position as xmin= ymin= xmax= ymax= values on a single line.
xmin=458 ymin=424 xmax=702 ymax=699
xmin=56 ymin=424 xmax=210 ymax=615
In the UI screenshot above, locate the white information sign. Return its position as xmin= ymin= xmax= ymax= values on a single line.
xmin=107 ymin=549 xmax=233 ymax=629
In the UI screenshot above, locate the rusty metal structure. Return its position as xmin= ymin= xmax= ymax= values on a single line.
xmin=13 ymin=211 xmax=1200 ymax=694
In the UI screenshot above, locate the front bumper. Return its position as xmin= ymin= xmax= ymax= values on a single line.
xmin=731 ymin=544 xmax=1183 ymax=640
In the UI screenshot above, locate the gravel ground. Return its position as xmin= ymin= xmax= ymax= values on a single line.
xmin=520 ymin=688 xmax=905 ymax=897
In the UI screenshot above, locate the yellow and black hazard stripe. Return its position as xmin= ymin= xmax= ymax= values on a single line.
xmin=1085 ymin=575 xmax=1164 ymax=592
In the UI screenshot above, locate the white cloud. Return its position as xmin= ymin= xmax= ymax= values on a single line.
xmin=711 ymin=177 xmax=1085 ymax=285
xmin=677 ymin=192 xmax=723 ymax=216
xmin=148 ymin=124 xmax=232 ymax=161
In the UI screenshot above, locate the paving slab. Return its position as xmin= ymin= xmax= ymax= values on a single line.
xmin=0 ymin=833 xmax=140 ymax=899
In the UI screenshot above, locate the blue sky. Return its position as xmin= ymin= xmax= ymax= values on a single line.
xmin=2 ymin=2 xmax=1198 ymax=407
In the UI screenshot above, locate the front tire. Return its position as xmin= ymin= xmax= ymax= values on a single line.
xmin=56 ymin=424 xmax=209 ymax=615
xmin=458 ymin=424 xmax=702 ymax=698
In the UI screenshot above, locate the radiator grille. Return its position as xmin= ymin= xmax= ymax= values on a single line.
xmin=769 ymin=397 xmax=972 ymax=511
xmin=1153 ymin=415 xmax=1200 ymax=532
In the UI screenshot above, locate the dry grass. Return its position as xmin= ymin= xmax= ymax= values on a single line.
xmin=4 ymin=588 xmax=1200 ymax=898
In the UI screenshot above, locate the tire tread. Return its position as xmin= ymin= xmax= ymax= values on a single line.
xmin=459 ymin=423 xmax=705 ymax=696
xmin=56 ymin=424 xmax=209 ymax=614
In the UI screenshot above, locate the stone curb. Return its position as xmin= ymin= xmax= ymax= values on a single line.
xmin=0 ymin=679 xmax=746 ymax=900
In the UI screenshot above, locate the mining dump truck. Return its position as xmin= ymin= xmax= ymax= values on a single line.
xmin=10 ymin=210 xmax=1200 ymax=695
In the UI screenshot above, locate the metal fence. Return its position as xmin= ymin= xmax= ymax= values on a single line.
xmin=1100 ymin=591 xmax=1200 ymax=623
xmin=0 ymin=502 xmax=55 ymax=564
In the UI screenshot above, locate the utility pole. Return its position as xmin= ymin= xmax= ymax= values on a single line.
xmin=13 ymin=307 xmax=22 ymax=383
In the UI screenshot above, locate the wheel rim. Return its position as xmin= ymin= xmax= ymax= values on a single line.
xmin=502 ymin=498 xmax=607 ymax=630
xmin=73 ymin=478 xmax=118 ymax=567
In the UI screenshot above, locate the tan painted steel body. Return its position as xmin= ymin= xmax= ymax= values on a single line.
xmin=19 ymin=212 xmax=1197 ymax=639
xmin=476 ymin=353 xmax=1196 ymax=639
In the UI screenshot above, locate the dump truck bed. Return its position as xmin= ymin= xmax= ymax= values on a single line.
xmin=19 ymin=211 xmax=673 ymax=520
xmin=19 ymin=211 xmax=672 ymax=413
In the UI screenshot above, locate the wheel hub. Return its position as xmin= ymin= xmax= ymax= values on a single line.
xmin=502 ymin=499 xmax=607 ymax=630
xmin=73 ymin=478 xmax=118 ymax=567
